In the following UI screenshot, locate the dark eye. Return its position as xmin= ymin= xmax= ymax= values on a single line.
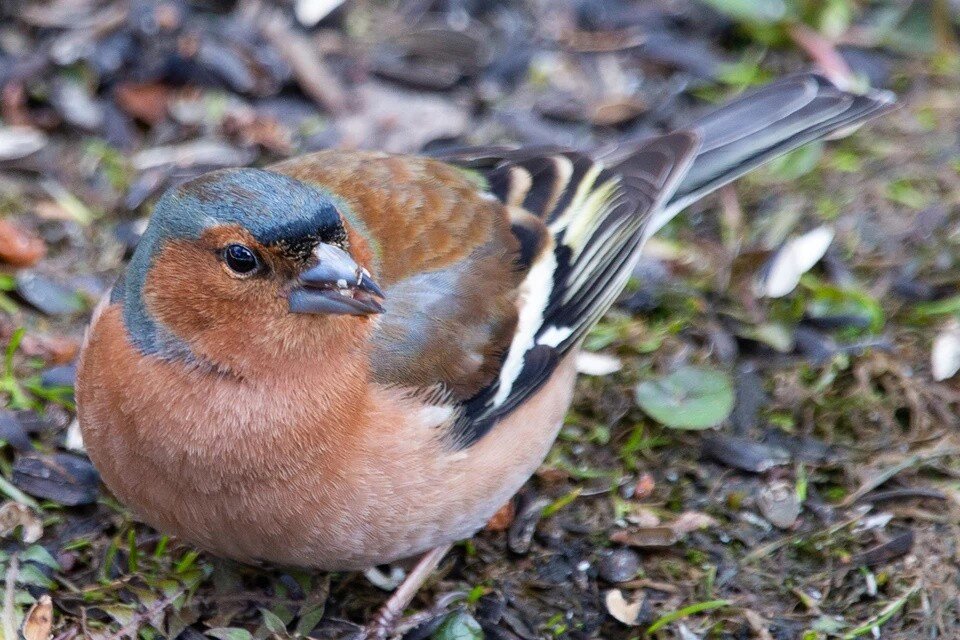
xmin=222 ymin=244 xmax=261 ymax=276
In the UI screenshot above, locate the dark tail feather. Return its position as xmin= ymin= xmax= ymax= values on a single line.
xmin=644 ymin=74 xmax=895 ymax=238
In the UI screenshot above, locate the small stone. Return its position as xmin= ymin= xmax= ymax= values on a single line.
xmin=598 ymin=549 xmax=641 ymax=583
xmin=633 ymin=473 xmax=655 ymax=500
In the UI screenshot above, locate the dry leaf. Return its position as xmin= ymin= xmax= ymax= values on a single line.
xmin=755 ymin=226 xmax=834 ymax=298
xmin=485 ymin=500 xmax=516 ymax=532
xmin=0 ymin=126 xmax=46 ymax=160
xmin=671 ymin=511 xmax=718 ymax=535
xmin=604 ymin=589 xmax=642 ymax=626
xmin=932 ymin=320 xmax=960 ymax=381
xmin=757 ymin=481 xmax=801 ymax=529
xmin=0 ymin=219 xmax=46 ymax=267
xmin=295 ymin=0 xmax=345 ymax=26
xmin=0 ymin=502 xmax=42 ymax=543
xmin=633 ymin=473 xmax=655 ymax=500
xmin=575 ymin=351 xmax=623 ymax=376
xmin=610 ymin=526 xmax=679 ymax=548
xmin=21 ymin=595 xmax=53 ymax=640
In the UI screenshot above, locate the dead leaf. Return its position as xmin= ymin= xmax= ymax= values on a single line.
xmin=671 ymin=511 xmax=718 ymax=535
xmin=115 ymin=82 xmax=172 ymax=124
xmin=295 ymin=0 xmax=345 ymax=27
xmin=757 ymin=481 xmax=801 ymax=529
xmin=604 ymin=589 xmax=642 ymax=626
xmin=755 ymin=226 xmax=834 ymax=298
xmin=742 ymin=609 xmax=774 ymax=640
xmin=575 ymin=351 xmax=623 ymax=376
xmin=336 ymin=82 xmax=468 ymax=153
xmin=610 ymin=526 xmax=680 ymax=548
xmin=21 ymin=595 xmax=53 ymax=640
xmin=0 ymin=219 xmax=46 ymax=267
xmin=0 ymin=126 xmax=47 ymax=160
xmin=0 ymin=502 xmax=42 ymax=543
xmin=633 ymin=473 xmax=655 ymax=501
xmin=932 ymin=320 xmax=960 ymax=381
xmin=485 ymin=500 xmax=516 ymax=532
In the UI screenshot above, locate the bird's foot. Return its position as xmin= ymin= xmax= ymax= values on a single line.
xmin=360 ymin=544 xmax=453 ymax=639
xmin=364 ymin=591 xmax=465 ymax=640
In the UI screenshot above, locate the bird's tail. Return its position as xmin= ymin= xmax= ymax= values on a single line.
xmin=640 ymin=73 xmax=896 ymax=241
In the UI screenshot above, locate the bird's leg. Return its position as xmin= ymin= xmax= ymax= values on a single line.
xmin=366 ymin=543 xmax=453 ymax=640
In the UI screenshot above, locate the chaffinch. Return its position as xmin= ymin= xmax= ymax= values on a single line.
xmin=76 ymin=74 xmax=892 ymax=637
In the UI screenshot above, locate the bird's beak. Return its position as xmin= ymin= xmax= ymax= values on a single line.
xmin=289 ymin=243 xmax=385 ymax=316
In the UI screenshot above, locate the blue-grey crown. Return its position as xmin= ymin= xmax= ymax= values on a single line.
xmin=114 ymin=168 xmax=343 ymax=359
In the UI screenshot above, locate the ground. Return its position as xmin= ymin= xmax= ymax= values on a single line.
xmin=0 ymin=1 xmax=958 ymax=639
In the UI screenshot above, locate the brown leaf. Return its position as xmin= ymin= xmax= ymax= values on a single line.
xmin=485 ymin=500 xmax=516 ymax=532
xmin=0 ymin=219 xmax=46 ymax=267
xmin=21 ymin=595 xmax=53 ymax=640
xmin=610 ymin=526 xmax=680 ymax=548
xmin=115 ymin=82 xmax=172 ymax=124
xmin=671 ymin=511 xmax=718 ymax=535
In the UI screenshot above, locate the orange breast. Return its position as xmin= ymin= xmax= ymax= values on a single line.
xmin=77 ymin=304 xmax=578 ymax=569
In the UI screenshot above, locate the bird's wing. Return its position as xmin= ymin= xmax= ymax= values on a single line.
xmin=435 ymin=137 xmax=700 ymax=445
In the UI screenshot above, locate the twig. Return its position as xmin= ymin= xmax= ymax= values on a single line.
xmin=841 ymin=448 xmax=960 ymax=506
xmin=102 ymin=591 xmax=182 ymax=640
xmin=3 ymin=554 xmax=19 ymax=640
xmin=260 ymin=11 xmax=348 ymax=115
xmin=787 ymin=23 xmax=855 ymax=90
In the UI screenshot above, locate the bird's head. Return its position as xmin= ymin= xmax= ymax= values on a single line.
xmin=117 ymin=168 xmax=384 ymax=374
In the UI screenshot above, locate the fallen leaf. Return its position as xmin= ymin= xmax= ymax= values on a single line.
xmin=337 ymin=82 xmax=468 ymax=153
xmin=755 ymin=226 xmax=834 ymax=298
xmin=604 ymin=589 xmax=643 ymax=626
xmin=0 ymin=219 xmax=46 ymax=267
xmin=431 ymin=610 xmax=483 ymax=640
xmin=13 ymin=453 xmax=100 ymax=506
xmin=0 ymin=502 xmax=42 ymax=543
xmin=21 ymin=595 xmax=53 ymax=640
xmin=294 ymin=0 xmax=344 ymax=27
xmin=114 ymin=82 xmax=172 ymax=124
xmin=610 ymin=526 xmax=680 ymax=548
xmin=0 ymin=126 xmax=46 ymax=160
xmin=485 ymin=500 xmax=515 ymax=532
xmin=757 ymin=481 xmax=801 ymax=529
xmin=575 ymin=351 xmax=623 ymax=376
xmin=633 ymin=473 xmax=655 ymax=500
xmin=932 ymin=320 xmax=960 ymax=381
xmin=635 ymin=366 xmax=734 ymax=430
xmin=671 ymin=511 xmax=718 ymax=535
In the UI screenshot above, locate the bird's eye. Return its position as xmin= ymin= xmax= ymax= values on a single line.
xmin=222 ymin=244 xmax=261 ymax=276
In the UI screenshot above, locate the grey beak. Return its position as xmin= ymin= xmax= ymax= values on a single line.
xmin=289 ymin=243 xmax=385 ymax=316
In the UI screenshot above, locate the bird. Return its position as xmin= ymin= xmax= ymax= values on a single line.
xmin=76 ymin=74 xmax=893 ymax=638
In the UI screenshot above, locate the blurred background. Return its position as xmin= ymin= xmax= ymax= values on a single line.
xmin=0 ymin=1 xmax=957 ymax=639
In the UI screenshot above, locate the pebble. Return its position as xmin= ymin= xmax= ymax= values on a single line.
xmin=598 ymin=548 xmax=641 ymax=583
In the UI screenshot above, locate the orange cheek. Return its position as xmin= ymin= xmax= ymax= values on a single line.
xmin=143 ymin=240 xmax=275 ymax=340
